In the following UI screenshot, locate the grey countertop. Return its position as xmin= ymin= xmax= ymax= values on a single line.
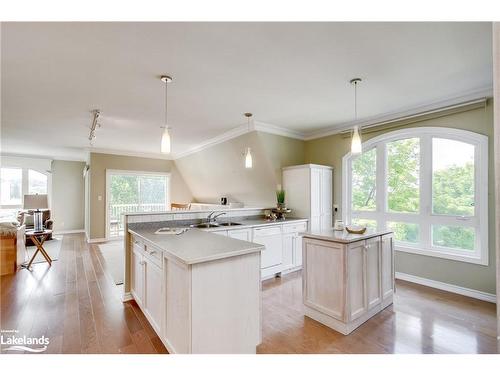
xmin=128 ymin=216 xmax=308 ymax=265
xmin=300 ymin=229 xmax=393 ymax=244
xmin=129 ymin=227 xmax=264 ymax=265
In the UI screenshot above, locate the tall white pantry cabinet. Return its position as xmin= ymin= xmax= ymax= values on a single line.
xmin=283 ymin=164 xmax=333 ymax=232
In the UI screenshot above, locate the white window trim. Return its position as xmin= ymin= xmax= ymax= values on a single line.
xmin=342 ymin=127 xmax=489 ymax=266
xmin=105 ymin=169 xmax=171 ymax=240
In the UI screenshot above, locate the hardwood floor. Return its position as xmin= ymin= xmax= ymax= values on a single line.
xmin=1 ymin=233 xmax=498 ymax=354
xmin=0 ymin=234 xmax=167 ymax=354
xmin=258 ymin=271 xmax=499 ymax=354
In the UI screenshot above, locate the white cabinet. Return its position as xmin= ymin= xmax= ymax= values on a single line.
xmin=252 ymin=225 xmax=282 ymax=279
xmin=131 ymin=246 xmax=145 ymax=307
xmin=282 ymin=233 xmax=295 ymax=271
xmin=381 ymin=234 xmax=395 ymax=306
xmin=302 ymin=233 xmax=394 ymax=335
xmin=227 ymin=228 xmax=251 ymax=241
xmin=281 ymin=221 xmax=307 ymax=273
xmin=130 ymin=236 xmax=163 ymax=336
xmin=144 ymin=258 xmax=163 ymax=334
xmin=365 ymin=237 xmax=382 ymax=310
xmin=283 ymin=164 xmax=333 ymax=232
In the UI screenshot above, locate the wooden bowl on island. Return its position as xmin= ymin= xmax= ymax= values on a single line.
xmin=345 ymin=226 xmax=367 ymax=234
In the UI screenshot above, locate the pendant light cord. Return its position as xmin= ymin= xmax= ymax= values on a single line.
xmin=354 ymin=80 xmax=358 ymax=121
xmin=165 ymin=80 xmax=168 ymax=127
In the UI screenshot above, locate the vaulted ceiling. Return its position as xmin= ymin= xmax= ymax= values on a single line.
xmin=1 ymin=22 xmax=493 ymax=160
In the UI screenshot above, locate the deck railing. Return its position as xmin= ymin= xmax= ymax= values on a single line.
xmin=109 ymin=203 xmax=166 ymax=236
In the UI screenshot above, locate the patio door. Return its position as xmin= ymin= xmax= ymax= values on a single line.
xmin=106 ymin=170 xmax=170 ymax=239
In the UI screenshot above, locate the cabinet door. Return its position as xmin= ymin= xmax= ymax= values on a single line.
xmin=321 ymin=168 xmax=332 ymax=216
xmin=227 ymin=229 xmax=251 ymax=241
xmin=253 ymin=226 xmax=282 ymax=269
xmin=144 ymin=258 xmax=163 ymax=334
xmin=310 ymin=168 xmax=322 ymax=230
xmin=381 ymin=234 xmax=394 ymax=301
xmin=282 ymin=233 xmax=294 ymax=271
xmin=293 ymin=234 xmax=303 ymax=268
xmin=365 ymin=237 xmax=382 ymax=310
xmin=320 ymin=213 xmax=332 ymax=231
xmin=131 ymin=248 xmax=144 ymax=307
xmin=347 ymin=241 xmax=366 ymax=321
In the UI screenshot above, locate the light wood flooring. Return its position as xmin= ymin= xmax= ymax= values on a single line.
xmin=1 ymin=233 xmax=498 ymax=354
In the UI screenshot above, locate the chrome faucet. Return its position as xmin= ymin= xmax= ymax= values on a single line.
xmin=207 ymin=211 xmax=226 ymax=223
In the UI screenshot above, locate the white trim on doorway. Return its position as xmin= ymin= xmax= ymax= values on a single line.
xmin=395 ymin=272 xmax=496 ymax=303
xmin=105 ymin=169 xmax=171 ymax=241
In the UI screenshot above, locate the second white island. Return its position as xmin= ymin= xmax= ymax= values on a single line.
xmin=300 ymin=229 xmax=394 ymax=335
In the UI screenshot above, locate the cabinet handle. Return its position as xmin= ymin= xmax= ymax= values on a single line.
xmin=139 ymin=261 xmax=145 ymax=266
xmin=149 ymin=250 xmax=157 ymax=255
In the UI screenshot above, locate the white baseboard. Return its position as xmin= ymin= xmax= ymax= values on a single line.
xmin=122 ymin=292 xmax=133 ymax=302
xmin=395 ymin=272 xmax=496 ymax=303
xmin=53 ymin=229 xmax=85 ymax=235
xmin=87 ymin=237 xmax=107 ymax=244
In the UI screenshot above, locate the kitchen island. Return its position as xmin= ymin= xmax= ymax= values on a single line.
xmin=300 ymin=229 xmax=394 ymax=335
xmin=127 ymin=225 xmax=264 ymax=354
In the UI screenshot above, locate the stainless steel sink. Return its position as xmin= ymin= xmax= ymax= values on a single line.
xmin=218 ymin=222 xmax=242 ymax=227
xmin=190 ymin=223 xmax=221 ymax=228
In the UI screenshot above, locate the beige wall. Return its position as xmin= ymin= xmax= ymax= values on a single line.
xmin=305 ymin=101 xmax=496 ymax=294
xmin=89 ymin=152 xmax=193 ymax=239
xmin=51 ymin=160 xmax=85 ymax=231
xmin=174 ymin=131 xmax=305 ymax=207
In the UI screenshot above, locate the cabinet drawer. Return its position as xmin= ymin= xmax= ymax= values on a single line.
xmin=253 ymin=225 xmax=281 ymax=237
xmin=144 ymin=243 xmax=162 ymax=268
xmin=131 ymin=235 xmax=146 ymax=251
xmin=283 ymin=222 xmax=307 ymax=233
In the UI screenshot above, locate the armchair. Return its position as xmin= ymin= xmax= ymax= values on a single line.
xmin=17 ymin=209 xmax=53 ymax=246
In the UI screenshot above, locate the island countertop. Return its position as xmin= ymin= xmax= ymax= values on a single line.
xmin=300 ymin=228 xmax=393 ymax=244
xmin=129 ymin=227 xmax=264 ymax=265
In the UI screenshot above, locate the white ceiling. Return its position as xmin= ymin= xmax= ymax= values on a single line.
xmin=1 ymin=22 xmax=493 ymax=160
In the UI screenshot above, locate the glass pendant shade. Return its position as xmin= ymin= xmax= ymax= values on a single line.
xmin=245 ymin=147 xmax=253 ymax=168
xmin=161 ymin=127 xmax=171 ymax=154
xmin=351 ymin=126 xmax=362 ymax=154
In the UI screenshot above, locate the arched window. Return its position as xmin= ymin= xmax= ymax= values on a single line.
xmin=342 ymin=127 xmax=488 ymax=265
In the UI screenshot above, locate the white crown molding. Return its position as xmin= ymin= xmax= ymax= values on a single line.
xmin=172 ymin=123 xmax=252 ymax=159
xmin=173 ymin=121 xmax=306 ymax=160
xmin=87 ymin=147 xmax=174 ymax=161
xmin=253 ymin=121 xmax=306 ymax=140
xmin=303 ymin=85 xmax=494 ymax=140
xmin=396 ymin=272 xmax=496 ymax=303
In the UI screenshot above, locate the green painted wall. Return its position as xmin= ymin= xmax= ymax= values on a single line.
xmin=304 ymin=101 xmax=496 ymax=294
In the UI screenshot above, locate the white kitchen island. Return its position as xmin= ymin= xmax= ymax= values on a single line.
xmin=301 ymin=229 xmax=394 ymax=335
xmin=127 ymin=227 xmax=264 ymax=354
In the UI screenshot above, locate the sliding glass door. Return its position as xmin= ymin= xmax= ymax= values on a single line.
xmin=106 ymin=170 xmax=170 ymax=238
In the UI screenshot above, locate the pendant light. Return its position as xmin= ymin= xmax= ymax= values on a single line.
xmin=160 ymin=75 xmax=173 ymax=154
xmin=350 ymin=78 xmax=362 ymax=155
xmin=244 ymin=113 xmax=253 ymax=168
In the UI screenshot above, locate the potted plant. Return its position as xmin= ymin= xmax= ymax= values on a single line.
xmin=276 ymin=189 xmax=286 ymax=209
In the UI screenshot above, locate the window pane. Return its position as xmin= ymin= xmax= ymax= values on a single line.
xmin=432 ymin=138 xmax=474 ymax=216
xmin=387 ymin=138 xmax=420 ymax=213
xmin=0 ymin=208 xmax=18 ymax=222
xmin=387 ymin=221 xmax=419 ymax=244
xmin=432 ymin=225 xmax=475 ymax=251
xmin=1 ymin=168 xmax=22 ymax=205
xmin=351 ymin=148 xmax=376 ymax=211
xmin=351 ymin=218 xmax=377 ymax=230
xmin=139 ymin=176 xmax=167 ymax=209
xmin=28 ymin=170 xmax=48 ymax=194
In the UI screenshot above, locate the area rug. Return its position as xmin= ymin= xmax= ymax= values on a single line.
xmin=25 ymin=236 xmax=63 ymax=264
xmin=98 ymin=241 xmax=124 ymax=285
